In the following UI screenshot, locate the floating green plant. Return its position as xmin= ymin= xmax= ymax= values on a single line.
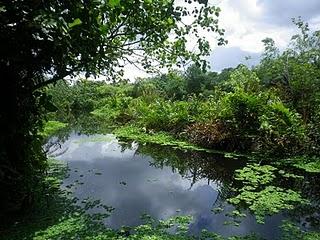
xmin=228 ymin=163 xmax=307 ymax=224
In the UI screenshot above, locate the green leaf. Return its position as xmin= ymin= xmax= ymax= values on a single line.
xmin=68 ymin=18 xmax=82 ymax=28
xmin=167 ymin=17 xmax=173 ymax=25
xmin=109 ymin=0 xmax=121 ymax=7
xmin=0 ymin=6 xmax=6 ymax=12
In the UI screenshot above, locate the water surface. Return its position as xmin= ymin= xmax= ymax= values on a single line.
xmin=52 ymin=132 xmax=286 ymax=239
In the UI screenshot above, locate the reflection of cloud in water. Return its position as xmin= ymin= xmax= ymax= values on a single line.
xmin=57 ymin=133 xmax=138 ymax=162
xmin=58 ymin=133 xmax=283 ymax=239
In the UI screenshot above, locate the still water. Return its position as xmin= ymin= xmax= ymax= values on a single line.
xmin=51 ymin=132 xmax=284 ymax=239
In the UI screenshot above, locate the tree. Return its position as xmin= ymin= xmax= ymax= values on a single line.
xmin=149 ymin=71 xmax=187 ymax=100
xmin=0 ymin=0 xmax=226 ymax=216
xmin=185 ymin=64 xmax=208 ymax=94
xmin=256 ymin=18 xmax=320 ymax=123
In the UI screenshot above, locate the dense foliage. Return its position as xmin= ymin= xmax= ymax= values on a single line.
xmin=47 ymin=19 xmax=320 ymax=157
xmin=0 ymin=0 xmax=226 ymax=217
xmin=2 ymin=0 xmax=320 ymax=238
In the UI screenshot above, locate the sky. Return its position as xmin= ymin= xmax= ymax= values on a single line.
xmin=208 ymin=0 xmax=320 ymax=71
xmin=122 ymin=0 xmax=320 ymax=80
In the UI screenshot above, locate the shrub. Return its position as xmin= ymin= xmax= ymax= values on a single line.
xmin=91 ymin=93 xmax=133 ymax=124
xmin=219 ymin=91 xmax=263 ymax=135
xmin=306 ymin=108 xmax=320 ymax=154
xmin=186 ymin=120 xmax=231 ymax=149
xmin=186 ymin=120 xmax=255 ymax=151
xmin=136 ymin=99 xmax=190 ymax=132
xmin=258 ymin=101 xmax=306 ymax=155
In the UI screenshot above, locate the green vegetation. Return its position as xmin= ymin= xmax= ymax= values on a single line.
xmin=2 ymin=159 xmax=319 ymax=240
xmin=228 ymin=164 xmax=307 ymax=224
xmin=73 ymin=135 xmax=115 ymax=144
xmin=280 ymin=221 xmax=320 ymax=240
xmin=288 ymin=156 xmax=320 ymax=173
xmin=294 ymin=160 xmax=320 ymax=173
xmin=1 ymin=0 xmax=320 ymax=238
xmin=39 ymin=120 xmax=67 ymax=139
xmin=33 ymin=18 xmax=319 ymax=238
xmin=44 ymin=19 xmax=320 ymax=159
xmin=114 ymin=125 xmax=217 ymax=152
xmin=1 ymin=0 xmax=225 ymax=219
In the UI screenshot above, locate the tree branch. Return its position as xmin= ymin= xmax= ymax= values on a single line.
xmin=32 ymin=73 xmax=69 ymax=91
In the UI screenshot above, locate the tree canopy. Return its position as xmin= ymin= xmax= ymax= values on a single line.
xmin=1 ymin=0 xmax=226 ymax=90
xmin=0 ymin=0 xmax=226 ymax=217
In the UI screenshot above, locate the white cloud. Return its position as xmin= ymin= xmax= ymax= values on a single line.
xmin=215 ymin=0 xmax=293 ymax=52
xmin=124 ymin=0 xmax=320 ymax=79
xmin=122 ymin=64 xmax=148 ymax=82
xmin=206 ymin=0 xmax=320 ymax=71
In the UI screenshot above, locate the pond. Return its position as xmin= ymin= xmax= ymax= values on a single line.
xmin=49 ymin=132 xmax=309 ymax=239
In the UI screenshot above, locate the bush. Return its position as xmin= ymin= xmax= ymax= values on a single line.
xmin=136 ymin=99 xmax=190 ymax=132
xmin=91 ymin=93 xmax=133 ymax=124
xmin=185 ymin=120 xmax=241 ymax=150
xmin=185 ymin=89 xmax=306 ymax=154
xmin=219 ymin=91 xmax=264 ymax=136
xmin=258 ymin=101 xmax=306 ymax=155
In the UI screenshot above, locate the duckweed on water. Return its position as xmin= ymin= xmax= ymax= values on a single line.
xmin=3 ymin=157 xmax=319 ymax=239
xmin=113 ymin=125 xmax=204 ymax=149
xmin=234 ymin=164 xmax=277 ymax=186
xmin=228 ymin=164 xmax=307 ymax=224
xmin=229 ymin=186 xmax=306 ymax=224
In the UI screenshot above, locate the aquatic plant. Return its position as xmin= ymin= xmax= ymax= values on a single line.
xmin=280 ymin=220 xmax=320 ymax=240
xmin=228 ymin=164 xmax=307 ymax=224
xmin=1 ymin=159 xmax=267 ymax=240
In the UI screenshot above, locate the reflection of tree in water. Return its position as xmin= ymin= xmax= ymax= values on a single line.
xmin=117 ymin=138 xmax=138 ymax=153
xmin=45 ymin=138 xmax=69 ymax=157
xmin=135 ymin=143 xmax=246 ymax=201
xmin=283 ymin=172 xmax=320 ymax=230
xmin=71 ymin=115 xmax=112 ymax=135
xmin=135 ymin=142 xmax=320 ymax=227
xmin=44 ymin=117 xmax=115 ymax=157
xmin=43 ymin=126 xmax=72 ymax=157
xmin=44 ymin=126 xmax=320 ymax=230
